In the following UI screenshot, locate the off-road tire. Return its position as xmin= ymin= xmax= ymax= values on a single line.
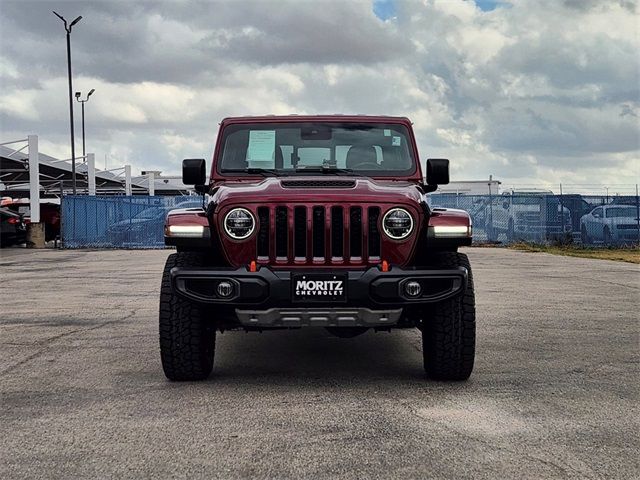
xmin=421 ymin=252 xmax=475 ymax=381
xmin=159 ymin=252 xmax=215 ymax=381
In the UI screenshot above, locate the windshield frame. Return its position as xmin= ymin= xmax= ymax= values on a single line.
xmin=606 ymin=206 xmax=636 ymax=218
xmin=212 ymin=118 xmax=422 ymax=182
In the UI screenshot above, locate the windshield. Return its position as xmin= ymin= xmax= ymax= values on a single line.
xmin=511 ymin=195 xmax=544 ymax=205
xmin=134 ymin=207 xmax=164 ymax=219
xmin=218 ymin=123 xmax=416 ymax=176
xmin=606 ymin=207 xmax=636 ymax=218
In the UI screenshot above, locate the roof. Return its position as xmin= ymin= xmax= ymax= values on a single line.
xmin=220 ymin=114 xmax=413 ymax=125
xmin=0 ymin=145 xmax=189 ymax=196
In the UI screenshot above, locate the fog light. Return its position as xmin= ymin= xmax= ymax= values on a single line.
xmin=404 ymin=280 xmax=422 ymax=297
xmin=216 ymin=281 xmax=234 ymax=298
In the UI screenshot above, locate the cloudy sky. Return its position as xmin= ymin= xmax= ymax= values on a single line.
xmin=0 ymin=0 xmax=638 ymax=190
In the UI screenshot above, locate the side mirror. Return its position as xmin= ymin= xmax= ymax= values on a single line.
xmin=426 ymin=158 xmax=449 ymax=185
xmin=182 ymin=159 xmax=206 ymax=187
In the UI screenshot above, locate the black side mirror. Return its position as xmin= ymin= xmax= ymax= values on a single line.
xmin=426 ymin=158 xmax=449 ymax=185
xmin=182 ymin=159 xmax=206 ymax=187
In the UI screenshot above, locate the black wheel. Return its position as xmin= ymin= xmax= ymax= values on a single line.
xmin=421 ymin=252 xmax=476 ymax=381
xmin=580 ymin=224 xmax=590 ymax=245
xmin=159 ymin=252 xmax=216 ymax=381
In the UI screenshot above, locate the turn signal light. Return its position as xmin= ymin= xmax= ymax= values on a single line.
xmin=249 ymin=260 xmax=258 ymax=272
xmin=380 ymin=260 xmax=390 ymax=272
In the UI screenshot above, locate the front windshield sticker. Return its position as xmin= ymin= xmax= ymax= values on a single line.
xmin=247 ymin=130 xmax=276 ymax=162
xmin=384 ymin=129 xmax=391 ymax=136
xmin=392 ymin=136 xmax=401 ymax=146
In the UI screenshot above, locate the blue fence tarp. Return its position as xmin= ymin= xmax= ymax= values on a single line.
xmin=62 ymin=196 xmax=202 ymax=248
xmin=62 ymin=194 xmax=640 ymax=249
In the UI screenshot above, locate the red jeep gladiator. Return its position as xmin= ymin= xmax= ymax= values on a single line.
xmin=161 ymin=115 xmax=475 ymax=381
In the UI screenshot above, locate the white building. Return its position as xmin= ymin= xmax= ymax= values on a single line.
xmin=437 ymin=179 xmax=501 ymax=195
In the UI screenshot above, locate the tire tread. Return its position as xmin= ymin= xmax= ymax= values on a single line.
xmin=422 ymin=252 xmax=476 ymax=381
xmin=159 ymin=252 xmax=215 ymax=381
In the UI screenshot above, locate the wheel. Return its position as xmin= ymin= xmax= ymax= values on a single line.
xmin=603 ymin=227 xmax=612 ymax=245
xmin=420 ymin=252 xmax=476 ymax=381
xmin=580 ymin=224 xmax=590 ymax=245
xmin=159 ymin=252 xmax=216 ymax=381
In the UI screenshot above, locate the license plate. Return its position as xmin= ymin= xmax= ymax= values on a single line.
xmin=292 ymin=274 xmax=347 ymax=302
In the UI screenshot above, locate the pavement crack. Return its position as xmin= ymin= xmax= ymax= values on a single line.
xmin=397 ymin=400 xmax=600 ymax=480
xmin=0 ymin=309 xmax=137 ymax=376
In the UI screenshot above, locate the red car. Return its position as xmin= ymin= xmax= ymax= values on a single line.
xmin=160 ymin=115 xmax=475 ymax=381
xmin=2 ymin=199 xmax=60 ymax=242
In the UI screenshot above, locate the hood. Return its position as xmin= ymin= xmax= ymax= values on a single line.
xmin=211 ymin=177 xmax=423 ymax=208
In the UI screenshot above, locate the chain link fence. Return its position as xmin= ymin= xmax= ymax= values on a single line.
xmin=61 ymin=196 xmax=202 ymax=248
xmin=62 ymin=193 xmax=640 ymax=249
xmin=428 ymin=193 xmax=640 ymax=246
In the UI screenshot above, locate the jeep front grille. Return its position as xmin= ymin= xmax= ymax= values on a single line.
xmin=256 ymin=205 xmax=382 ymax=264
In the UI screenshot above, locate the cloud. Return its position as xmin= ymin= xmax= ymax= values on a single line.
xmin=0 ymin=0 xmax=638 ymax=190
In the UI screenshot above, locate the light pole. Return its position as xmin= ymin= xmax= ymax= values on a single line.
xmin=75 ymin=89 xmax=95 ymax=161
xmin=53 ymin=11 xmax=82 ymax=195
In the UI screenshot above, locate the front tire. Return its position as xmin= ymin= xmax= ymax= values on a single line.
xmin=421 ymin=252 xmax=476 ymax=381
xmin=159 ymin=252 xmax=216 ymax=381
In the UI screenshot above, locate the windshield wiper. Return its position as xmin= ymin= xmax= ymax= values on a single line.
xmin=294 ymin=166 xmax=359 ymax=176
xmin=221 ymin=168 xmax=281 ymax=177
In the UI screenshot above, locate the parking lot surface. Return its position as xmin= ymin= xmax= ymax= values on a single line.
xmin=1 ymin=247 xmax=638 ymax=479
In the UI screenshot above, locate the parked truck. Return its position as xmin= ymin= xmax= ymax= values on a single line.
xmin=160 ymin=116 xmax=475 ymax=381
xmin=485 ymin=189 xmax=571 ymax=242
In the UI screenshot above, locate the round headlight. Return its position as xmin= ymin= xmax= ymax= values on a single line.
xmin=224 ymin=208 xmax=255 ymax=240
xmin=382 ymin=208 xmax=413 ymax=240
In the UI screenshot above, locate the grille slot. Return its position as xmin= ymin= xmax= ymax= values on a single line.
xmin=294 ymin=206 xmax=307 ymax=259
xmin=368 ymin=207 xmax=381 ymax=258
xmin=257 ymin=207 xmax=270 ymax=257
xmin=349 ymin=207 xmax=362 ymax=257
xmin=331 ymin=206 xmax=344 ymax=258
xmin=312 ymin=207 xmax=325 ymax=258
xmin=275 ymin=206 xmax=288 ymax=258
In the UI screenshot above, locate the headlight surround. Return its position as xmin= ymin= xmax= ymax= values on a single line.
xmin=382 ymin=208 xmax=414 ymax=240
xmin=223 ymin=208 xmax=255 ymax=240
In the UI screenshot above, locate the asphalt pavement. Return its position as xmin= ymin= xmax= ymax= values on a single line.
xmin=1 ymin=247 xmax=638 ymax=479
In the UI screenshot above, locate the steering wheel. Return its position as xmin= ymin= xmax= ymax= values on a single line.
xmin=350 ymin=161 xmax=382 ymax=170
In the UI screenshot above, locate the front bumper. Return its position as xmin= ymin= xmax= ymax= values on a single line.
xmin=171 ymin=265 xmax=467 ymax=327
xmin=171 ymin=265 xmax=467 ymax=306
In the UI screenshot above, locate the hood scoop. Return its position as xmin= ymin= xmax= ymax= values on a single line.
xmin=280 ymin=179 xmax=356 ymax=189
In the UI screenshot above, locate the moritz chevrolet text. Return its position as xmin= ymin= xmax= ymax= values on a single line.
xmin=161 ymin=115 xmax=475 ymax=381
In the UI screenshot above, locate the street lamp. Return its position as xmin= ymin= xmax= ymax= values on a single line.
xmin=75 ymin=89 xmax=95 ymax=162
xmin=53 ymin=11 xmax=82 ymax=195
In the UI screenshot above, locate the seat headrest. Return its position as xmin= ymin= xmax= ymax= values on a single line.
xmin=346 ymin=146 xmax=377 ymax=169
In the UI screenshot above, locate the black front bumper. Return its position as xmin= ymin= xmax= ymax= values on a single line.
xmin=170 ymin=265 xmax=467 ymax=310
